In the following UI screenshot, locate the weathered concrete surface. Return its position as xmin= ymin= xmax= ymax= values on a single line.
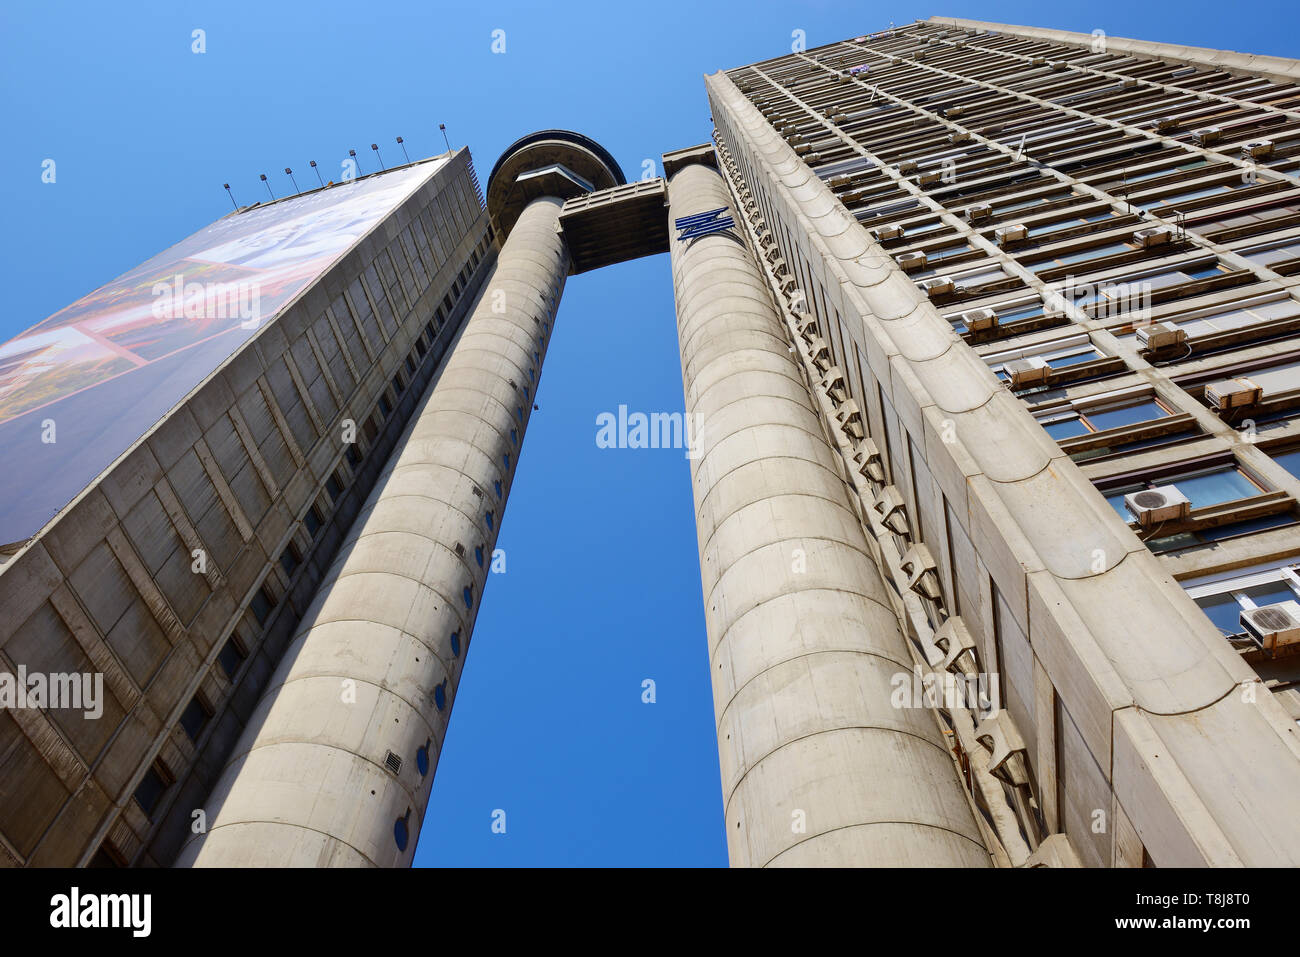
xmin=667 ymin=160 xmax=989 ymax=867
xmin=178 ymin=196 xmax=568 ymax=867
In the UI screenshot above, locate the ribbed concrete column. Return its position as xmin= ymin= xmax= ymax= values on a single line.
xmin=668 ymin=161 xmax=989 ymax=867
xmin=178 ymin=195 xmax=567 ymax=867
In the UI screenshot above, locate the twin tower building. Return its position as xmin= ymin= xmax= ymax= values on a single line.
xmin=4 ymin=19 xmax=1300 ymax=867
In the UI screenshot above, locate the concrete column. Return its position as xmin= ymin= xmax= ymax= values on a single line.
xmin=178 ymin=195 xmax=568 ymax=867
xmin=668 ymin=161 xmax=989 ymax=867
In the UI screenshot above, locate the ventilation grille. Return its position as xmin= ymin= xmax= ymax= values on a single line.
xmin=385 ymin=751 xmax=402 ymax=775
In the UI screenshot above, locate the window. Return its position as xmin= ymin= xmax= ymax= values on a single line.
xmin=346 ymin=444 xmax=362 ymax=469
xmin=279 ymin=543 xmax=301 ymax=576
xmin=985 ymin=334 xmax=1103 ymax=383
xmin=304 ymin=504 xmax=323 ymax=538
xmin=179 ymin=696 xmax=212 ymax=742
xmin=1183 ymin=562 xmax=1300 ymax=637
xmin=1117 ymin=296 xmax=1300 ymax=346
xmin=1037 ymin=396 xmax=1171 ymax=440
xmin=1272 ymin=446 xmax=1300 ymax=480
xmin=1102 ymin=465 xmax=1263 ymax=520
xmin=1027 ymin=240 xmax=1134 ymax=272
xmin=378 ymin=395 xmax=392 ymax=419
xmin=249 ymin=585 xmax=276 ymax=626
xmin=326 ymin=472 xmax=344 ymax=502
xmin=217 ymin=637 xmax=247 ymax=680
xmin=87 ymin=842 xmax=126 ymax=868
xmin=1242 ymin=239 xmax=1300 ymax=269
xmin=133 ymin=761 xmax=173 ymax=819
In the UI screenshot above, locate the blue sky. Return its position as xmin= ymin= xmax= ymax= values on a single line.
xmin=2 ymin=0 xmax=1297 ymax=866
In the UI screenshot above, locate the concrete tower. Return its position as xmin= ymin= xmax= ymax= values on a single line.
xmin=178 ymin=133 xmax=623 ymax=866
xmin=665 ymin=156 xmax=989 ymax=866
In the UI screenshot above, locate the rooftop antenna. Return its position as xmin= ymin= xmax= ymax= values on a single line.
xmin=440 ymin=123 xmax=451 ymax=152
xmin=260 ymin=173 xmax=275 ymax=200
xmin=349 ymin=149 xmax=363 ymax=175
xmin=371 ymin=143 xmax=385 ymax=171
xmin=284 ymin=167 xmax=300 ymax=193
xmin=223 ymin=183 xmax=238 ymax=210
xmin=397 ymin=136 xmax=411 ymax=163
xmin=309 ymin=160 xmax=324 ymax=187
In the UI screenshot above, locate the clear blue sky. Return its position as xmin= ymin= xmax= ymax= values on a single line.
xmin=2 ymin=0 xmax=1296 ymax=866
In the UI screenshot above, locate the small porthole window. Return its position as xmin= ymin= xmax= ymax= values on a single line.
xmin=475 ymin=545 xmax=484 ymax=568
xmin=494 ymin=480 xmax=502 ymax=499
xmin=395 ymin=810 xmax=411 ymax=852
xmin=485 ymin=510 xmax=494 ymax=530
xmin=434 ymin=683 xmax=447 ymax=711
xmin=416 ymin=741 xmax=430 ymax=776
xmin=462 ymin=586 xmax=473 ymax=609
xmin=450 ymin=632 xmax=461 ymax=657
xmin=510 ymin=429 xmax=518 ymax=445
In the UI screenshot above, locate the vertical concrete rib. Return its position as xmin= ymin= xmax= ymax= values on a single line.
xmin=178 ymin=195 xmax=568 ymax=867
xmin=668 ymin=161 xmax=989 ymax=867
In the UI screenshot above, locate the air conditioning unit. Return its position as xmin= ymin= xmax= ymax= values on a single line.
xmin=920 ymin=277 xmax=954 ymax=298
xmin=995 ymin=224 xmax=1028 ymax=246
xmin=962 ymin=307 xmax=998 ymax=332
xmin=1005 ymin=356 xmax=1051 ymax=387
xmin=1241 ymin=602 xmax=1300 ymax=654
xmin=965 ymin=203 xmax=992 ymax=222
xmin=1123 ymin=485 xmax=1190 ymax=526
xmin=830 ymin=112 xmax=849 ymax=124
xmin=1136 ymin=321 xmax=1188 ymax=351
xmin=1242 ymin=139 xmax=1275 ymax=159
xmin=1153 ymin=116 xmax=1178 ymax=132
xmin=1191 ymin=126 xmax=1223 ymax=146
xmin=1050 ymin=60 xmax=1069 ymax=71
xmin=1030 ymin=56 xmax=1046 ymax=66
xmin=1133 ymin=226 xmax=1173 ymax=248
xmin=896 ymin=251 xmax=928 ymax=271
xmin=916 ymin=170 xmax=942 ymax=186
xmin=949 ymin=130 xmax=972 ymax=144
xmin=894 ymin=160 xmax=918 ymax=175
xmin=872 ymin=224 xmax=905 ymax=242
xmin=1204 ymin=377 xmax=1263 ymax=409
xmin=1121 ymin=77 xmax=1138 ymax=89
xmin=829 ymin=173 xmax=852 ymax=189
xmin=946 ymin=105 xmax=966 ymax=119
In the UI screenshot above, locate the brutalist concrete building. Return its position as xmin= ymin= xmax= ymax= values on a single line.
xmin=3 ymin=17 xmax=1300 ymax=868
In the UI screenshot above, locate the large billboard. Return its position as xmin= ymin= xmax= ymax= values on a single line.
xmin=0 ymin=160 xmax=443 ymax=547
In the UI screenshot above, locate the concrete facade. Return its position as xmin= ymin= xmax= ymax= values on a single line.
xmin=710 ymin=20 xmax=1300 ymax=866
xmin=178 ymin=194 xmax=567 ymax=866
xmin=0 ymin=151 xmax=493 ymax=866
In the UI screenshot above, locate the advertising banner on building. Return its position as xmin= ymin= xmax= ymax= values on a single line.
xmin=0 ymin=160 xmax=442 ymax=546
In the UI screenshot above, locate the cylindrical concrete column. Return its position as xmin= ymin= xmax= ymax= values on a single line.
xmin=668 ymin=161 xmax=989 ymax=867
xmin=178 ymin=195 xmax=569 ymax=867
